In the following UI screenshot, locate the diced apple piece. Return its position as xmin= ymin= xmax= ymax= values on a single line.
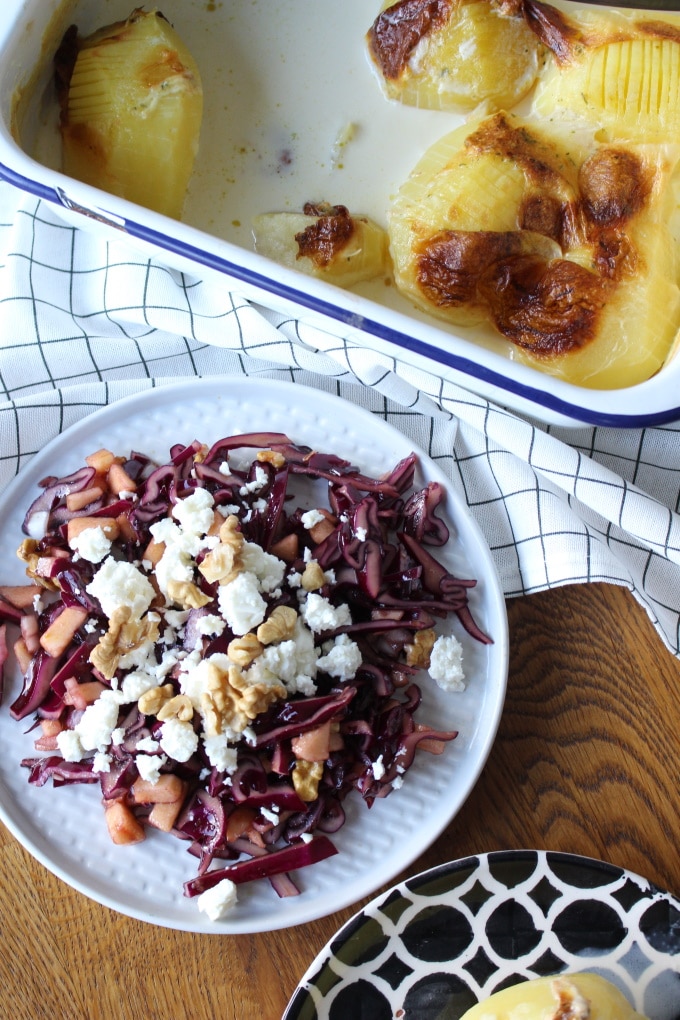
xmin=147 ymin=799 xmax=184 ymax=833
xmin=225 ymin=805 xmax=257 ymax=843
xmin=115 ymin=513 xmax=138 ymax=544
xmin=41 ymin=718 xmax=64 ymax=737
xmin=131 ymin=773 xmax=186 ymax=805
xmin=104 ymin=799 xmax=146 ymax=845
xmin=20 ymin=613 xmax=40 ymax=654
xmin=34 ymin=550 xmax=70 ymax=579
xmin=39 ymin=606 xmax=89 ymax=657
xmin=291 ymin=720 xmax=332 ymax=762
xmin=13 ymin=637 xmax=31 ymax=674
xmin=308 ymin=510 xmax=338 ymax=544
xmin=107 ymin=462 xmax=138 ymax=496
xmin=85 ymin=448 xmax=118 ymax=472
xmin=0 ymin=583 xmax=43 ymax=609
xmin=141 ymin=537 xmax=166 ymax=567
xmin=33 ymin=733 xmax=61 ymax=751
xmin=269 ymin=533 xmax=299 ymax=563
xmin=66 ymin=516 xmax=120 ymax=544
xmin=63 ymin=678 xmax=107 ymax=709
xmin=65 ymin=486 xmax=105 ymax=512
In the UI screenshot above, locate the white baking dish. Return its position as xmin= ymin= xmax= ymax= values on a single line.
xmin=1 ymin=0 xmax=679 ymax=427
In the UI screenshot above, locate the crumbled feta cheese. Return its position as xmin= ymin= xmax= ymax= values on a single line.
xmin=202 ymin=732 xmax=238 ymax=773
xmin=196 ymin=614 xmax=226 ymax=637
xmin=287 ymin=570 xmax=303 ymax=588
xmin=160 ymin=717 xmax=199 ymax=762
xmin=57 ymin=728 xmax=85 ymax=762
xmin=241 ymin=726 xmax=256 ymax=746
xmin=239 ymin=465 xmax=268 ymax=495
xmin=249 ymin=619 xmax=320 ymax=695
xmin=152 ymin=531 xmax=200 ymax=597
xmin=355 ymin=526 xmax=367 ymax=542
xmin=218 ymin=572 xmax=267 ymax=635
xmin=260 ymin=804 xmax=279 ymax=825
xmin=86 ymin=557 xmax=155 ymax=620
xmin=93 ymin=751 xmax=112 ymax=773
xmin=69 ymin=525 xmax=112 ymax=564
xmin=111 ymin=727 xmax=126 ymax=746
xmin=149 ymin=517 xmax=180 ymax=546
xmin=179 ymin=653 xmax=229 ymax=712
xmin=25 ymin=510 xmax=49 ymax=539
xmin=429 ymin=634 xmax=466 ymax=691
xmin=301 ymin=508 xmax=325 ymax=529
xmin=155 ymin=648 xmax=183 ymax=678
xmin=118 ymin=638 xmax=157 ymax=672
xmin=301 ymin=593 xmax=351 ymax=633
xmin=372 ymin=755 xmax=385 ymax=780
xmin=135 ymin=736 xmax=161 ymax=753
xmin=171 ymin=487 xmax=215 ymax=535
xmin=164 ymin=609 xmax=190 ymax=629
xmin=240 ymin=542 xmax=286 ymax=593
xmin=197 ymin=878 xmax=238 ymax=920
xmin=32 ymin=592 xmax=44 ymax=614
xmin=316 ymin=633 xmax=362 ymax=680
xmin=136 ymin=753 xmax=167 ymax=784
xmin=292 ymin=675 xmax=317 ymax=697
xmin=76 ymin=690 xmax=123 ymax=751
xmin=119 ymin=669 xmax=161 ymax=703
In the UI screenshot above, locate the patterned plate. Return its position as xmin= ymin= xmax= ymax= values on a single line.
xmin=283 ymin=850 xmax=680 ymax=1019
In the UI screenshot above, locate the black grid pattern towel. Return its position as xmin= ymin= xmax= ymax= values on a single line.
xmin=1 ymin=184 xmax=679 ymax=657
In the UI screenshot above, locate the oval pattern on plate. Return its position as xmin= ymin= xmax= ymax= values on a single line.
xmin=284 ymin=849 xmax=680 ymax=1019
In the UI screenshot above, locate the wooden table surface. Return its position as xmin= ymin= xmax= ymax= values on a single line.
xmin=1 ymin=580 xmax=678 ymax=1020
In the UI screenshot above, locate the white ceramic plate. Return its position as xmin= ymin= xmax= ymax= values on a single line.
xmin=1 ymin=0 xmax=680 ymax=427
xmin=0 ymin=378 xmax=508 ymax=934
xmin=283 ymin=850 xmax=680 ymax=1019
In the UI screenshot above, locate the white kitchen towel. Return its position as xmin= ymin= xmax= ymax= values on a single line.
xmin=0 ymin=183 xmax=678 ymax=657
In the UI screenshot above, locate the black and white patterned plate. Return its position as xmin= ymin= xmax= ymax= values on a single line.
xmin=283 ymin=850 xmax=680 ymax=1019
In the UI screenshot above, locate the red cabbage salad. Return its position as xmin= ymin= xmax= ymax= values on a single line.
xmin=0 ymin=431 xmax=491 ymax=921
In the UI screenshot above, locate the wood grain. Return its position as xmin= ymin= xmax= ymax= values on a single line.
xmin=1 ymin=581 xmax=678 ymax=1020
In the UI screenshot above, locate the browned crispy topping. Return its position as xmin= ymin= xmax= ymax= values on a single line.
xmin=479 ymin=256 xmax=608 ymax=354
xmin=295 ymin=204 xmax=356 ymax=268
xmin=366 ymin=0 xmax=454 ymax=81
xmin=519 ymin=193 xmax=565 ymax=243
xmin=416 ymin=231 xmax=608 ymax=355
xmin=466 ymin=113 xmax=572 ymax=193
xmin=416 ymin=229 xmax=533 ymax=310
xmin=637 ymin=18 xmax=680 ymax=42
xmin=579 ymin=148 xmax=651 ymax=226
xmin=522 ymin=0 xmax=585 ymax=65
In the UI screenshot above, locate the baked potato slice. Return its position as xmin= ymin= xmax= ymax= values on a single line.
xmin=366 ymin=0 xmax=542 ymax=113
xmin=388 ymin=111 xmax=680 ymax=388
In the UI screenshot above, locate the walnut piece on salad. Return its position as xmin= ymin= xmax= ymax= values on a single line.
xmin=0 ymin=432 xmax=491 ymax=920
